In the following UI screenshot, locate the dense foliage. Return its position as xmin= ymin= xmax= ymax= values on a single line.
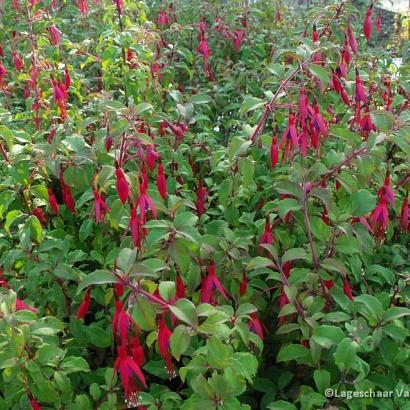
xmin=0 ymin=0 xmax=409 ymax=409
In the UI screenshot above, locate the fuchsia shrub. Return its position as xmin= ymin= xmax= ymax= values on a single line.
xmin=0 ymin=0 xmax=409 ymax=409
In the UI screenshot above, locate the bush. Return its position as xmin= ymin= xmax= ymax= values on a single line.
xmin=0 ymin=0 xmax=409 ymax=409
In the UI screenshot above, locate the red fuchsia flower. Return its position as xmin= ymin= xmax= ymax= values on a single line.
xmin=239 ymin=272 xmax=247 ymax=296
xmin=312 ymin=24 xmax=319 ymax=42
xmin=280 ymin=113 xmax=298 ymax=161
xmin=77 ymin=288 xmax=92 ymax=320
xmin=197 ymin=36 xmax=210 ymax=59
xmin=346 ymin=24 xmax=358 ymax=53
xmin=363 ymin=4 xmax=373 ymax=42
xmin=33 ymin=207 xmax=47 ymax=226
xmin=370 ymin=196 xmax=389 ymax=241
xmin=30 ymin=399 xmax=42 ymax=410
xmin=114 ymin=344 xmax=147 ymax=407
xmin=233 ymin=29 xmax=246 ymax=51
xmin=156 ymin=163 xmax=167 ymax=200
xmin=400 ymin=194 xmax=409 ymax=232
xmin=116 ymin=167 xmax=129 ymax=205
xmin=60 ymin=174 xmax=75 ymax=213
xmin=200 ymin=262 xmax=228 ymax=304
xmin=47 ymin=128 xmax=57 ymax=144
xmin=78 ymin=0 xmax=89 ymax=14
xmin=375 ymin=15 xmax=382 ymax=33
xmin=48 ymin=25 xmax=61 ymax=46
xmin=343 ymin=278 xmax=353 ymax=300
xmin=360 ymin=108 xmax=376 ymax=138
xmin=0 ymin=44 xmax=3 ymax=57
xmin=48 ymin=188 xmax=59 ymax=215
xmin=259 ymin=218 xmax=274 ymax=247
xmin=145 ymin=148 xmax=159 ymax=172
xmin=248 ymin=312 xmax=264 ymax=340
xmin=351 ymin=216 xmax=373 ymax=233
xmin=342 ymin=37 xmax=351 ymax=65
xmin=114 ymin=283 xmax=125 ymax=299
xmin=278 ymin=287 xmax=289 ymax=309
xmin=16 ymin=298 xmax=38 ymax=313
xmin=156 ymin=9 xmax=169 ymax=26
xmin=105 ymin=135 xmax=113 ymax=152
xmin=64 ymin=66 xmax=71 ymax=89
xmin=129 ymin=336 xmax=145 ymax=367
xmin=130 ymin=206 xmax=144 ymax=249
xmin=340 ymin=86 xmax=351 ymax=106
xmin=164 ymin=121 xmax=189 ymax=141
xmin=12 ymin=51 xmax=23 ymax=72
xmin=331 ymin=70 xmax=343 ymax=94
xmin=299 ymin=124 xmax=309 ymax=157
xmin=112 ymin=300 xmax=137 ymax=343
xmin=0 ymin=60 xmax=7 ymax=86
xmin=324 ymin=278 xmax=334 ymax=289
xmin=12 ymin=0 xmax=20 ymax=11
xmin=355 ymin=69 xmax=368 ymax=105
xmin=312 ymin=104 xmax=328 ymax=137
xmin=114 ymin=0 xmax=123 ymax=15
xmin=176 ymin=275 xmax=186 ymax=299
xmin=270 ymin=135 xmax=279 ymax=168
xmin=298 ymin=87 xmax=309 ymax=124
xmin=337 ymin=63 xmax=347 ymax=79
xmin=199 ymin=18 xmax=206 ymax=34
xmin=195 ymin=181 xmax=208 ymax=216
xmin=275 ymin=9 xmax=282 ymax=22
xmin=136 ymin=175 xmax=157 ymax=224
xmin=158 ymin=319 xmax=174 ymax=376
xmin=378 ymin=173 xmax=395 ymax=207
xmin=52 ymin=80 xmax=68 ymax=120
xmin=93 ymin=190 xmax=109 ymax=224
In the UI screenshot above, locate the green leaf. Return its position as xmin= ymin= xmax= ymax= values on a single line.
xmin=77 ymin=270 xmax=118 ymax=294
xmin=131 ymin=295 xmax=157 ymax=331
xmin=313 ymin=369 xmax=330 ymax=394
xmin=189 ymin=93 xmax=212 ymax=104
xmin=170 ymin=325 xmax=191 ymax=360
xmin=308 ymin=65 xmax=331 ymax=87
xmin=239 ymin=157 xmax=255 ymax=187
xmin=267 ymin=401 xmax=297 ymax=410
xmin=351 ymin=190 xmax=377 ymax=217
xmin=240 ymin=96 xmax=266 ymax=116
xmin=169 ymin=299 xmax=198 ymax=327
xmin=276 ymin=344 xmax=309 ymax=362
xmin=355 ymin=294 xmax=384 ymax=324
xmin=281 ymin=248 xmax=308 ymax=265
xmin=158 ymin=281 xmax=176 ymax=302
xmin=5 ymin=210 xmax=23 ymax=234
xmin=278 ymin=198 xmax=301 ymax=220
xmin=117 ymin=248 xmax=137 ymax=273
xmin=61 ymin=357 xmax=90 ymax=373
xmin=381 ymin=307 xmax=410 ymax=325
xmin=312 ymin=326 xmax=345 ymax=349
xmin=174 ymin=212 xmax=198 ymax=229
xmin=246 ymin=257 xmax=273 ymax=270
xmin=27 ymin=215 xmax=43 ymax=243
xmin=333 ymin=338 xmax=357 ymax=371
xmin=207 ymin=336 xmax=231 ymax=369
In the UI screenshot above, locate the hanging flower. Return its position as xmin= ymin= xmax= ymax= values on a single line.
xmin=48 ymin=25 xmax=61 ymax=46
xmin=355 ymin=69 xmax=368 ymax=105
xmin=259 ymin=218 xmax=274 ymax=247
xmin=48 ymin=188 xmax=59 ymax=215
xmin=93 ymin=190 xmax=109 ymax=224
xmin=77 ymin=288 xmax=92 ymax=320
xmin=363 ymin=5 xmax=373 ymax=42
xmin=375 ymin=15 xmax=382 ymax=33
xmin=239 ymin=272 xmax=248 ymax=296
xmin=32 ymin=207 xmax=47 ymax=226
xmin=346 ymin=24 xmax=358 ymax=53
xmin=270 ymin=135 xmax=279 ymax=168
xmin=200 ymin=262 xmax=228 ymax=304
xmin=195 ymin=181 xmax=208 ymax=216
xmin=156 ymin=163 xmax=167 ymax=200
xmin=248 ymin=312 xmax=264 ymax=340
xmin=156 ymin=9 xmax=169 ymax=26
xmin=399 ymin=194 xmax=409 ymax=232
xmin=114 ymin=345 xmax=147 ymax=407
xmin=116 ymin=167 xmax=129 ymax=205
xmin=157 ymin=319 xmax=174 ymax=376
xmin=343 ymin=278 xmax=353 ymax=300
xmin=12 ymin=51 xmax=23 ymax=71
xmin=233 ymin=29 xmax=246 ymax=51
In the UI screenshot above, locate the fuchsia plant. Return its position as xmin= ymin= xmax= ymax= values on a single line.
xmin=0 ymin=1 xmax=408 ymax=409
